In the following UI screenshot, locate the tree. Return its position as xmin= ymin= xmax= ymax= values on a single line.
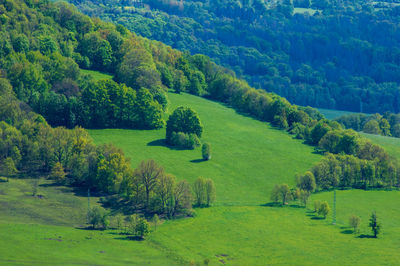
xmin=205 ymin=178 xmax=216 ymax=207
xmin=114 ymin=213 xmax=124 ymax=230
xmin=2 ymin=157 xmax=17 ymax=182
xmin=202 ymin=143 xmax=211 ymax=160
xmin=313 ymin=200 xmax=321 ymax=212
xmin=88 ymin=206 xmax=109 ymax=229
xmin=133 ymin=160 xmax=165 ymax=209
xmin=166 ymin=106 xmax=203 ymax=144
xmin=172 ymin=180 xmax=193 ymax=216
xmin=349 ymin=215 xmax=361 ymax=233
xmin=369 ymin=211 xmax=381 ymax=238
xmin=363 ymin=120 xmax=382 ymax=135
xmin=318 ymin=201 xmax=330 ymax=219
xmin=50 ymin=162 xmax=66 ymax=183
xmin=297 ymin=171 xmax=316 ymax=193
xmin=193 ymin=177 xmax=206 ymax=207
xmin=156 ymin=173 xmax=175 ymax=212
xmin=152 ymin=214 xmax=160 ymax=231
xmin=270 ymin=184 xmax=292 ymax=205
xmin=135 ymin=217 xmax=150 ymax=239
xmin=299 ymin=189 xmax=310 ymax=207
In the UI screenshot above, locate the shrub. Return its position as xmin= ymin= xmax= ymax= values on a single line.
xmin=349 ymin=215 xmax=361 ymax=233
xmin=202 ymin=143 xmax=211 ymax=160
xmin=317 ymin=201 xmax=330 ymax=219
xmin=170 ymin=131 xmax=200 ymax=149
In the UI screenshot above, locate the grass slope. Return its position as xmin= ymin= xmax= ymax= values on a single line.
xmin=2 ymin=91 xmax=400 ymax=264
xmin=90 ymin=93 xmax=320 ymax=204
xmin=81 ymin=69 xmax=113 ymax=81
xmin=318 ymin=108 xmax=360 ymax=120
xmin=361 ymin=132 xmax=400 ymax=159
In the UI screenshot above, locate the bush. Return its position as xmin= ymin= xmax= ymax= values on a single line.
xmin=202 ymin=143 xmax=211 ymax=160
xmin=317 ymin=201 xmax=330 ymax=219
xmin=88 ymin=206 xmax=109 ymax=229
xmin=170 ymin=131 xmax=200 ymax=149
xmin=349 ymin=215 xmax=361 ymax=233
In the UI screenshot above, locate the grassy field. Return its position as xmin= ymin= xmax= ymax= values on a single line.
xmin=361 ymin=133 xmax=400 ymax=159
xmin=2 ymin=92 xmax=400 ymax=264
xmin=318 ymin=108 xmax=360 ymax=120
xmin=81 ymin=69 xmax=113 ymax=81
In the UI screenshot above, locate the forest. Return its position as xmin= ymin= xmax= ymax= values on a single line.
xmin=70 ymin=0 xmax=400 ymax=114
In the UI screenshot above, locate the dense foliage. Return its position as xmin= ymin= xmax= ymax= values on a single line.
xmin=71 ymin=0 xmax=400 ymax=113
xmin=336 ymin=112 xmax=400 ymax=138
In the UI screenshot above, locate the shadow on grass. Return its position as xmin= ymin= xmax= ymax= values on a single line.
xmin=114 ymin=236 xmax=144 ymax=241
xmin=260 ymin=202 xmax=282 ymax=207
xmin=358 ymin=234 xmax=376 ymax=239
xmin=288 ymin=204 xmax=305 ymax=209
xmin=311 ymin=216 xmax=325 ymax=220
xmin=190 ymin=159 xmax=205 ymax=163
xmin=147 ymin=139 xmax=166 ymax=147
xmin=341 ymin=229 xmax=354 ymax=234
xmin=147 ymin=139 xmax=188 ymax=151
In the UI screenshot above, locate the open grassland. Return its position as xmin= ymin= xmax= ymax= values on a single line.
xmin=89 ymin=93 xmax=321 ymax=204
xmin=81 ymin=69 xmax=113 ymax=81
xmin=362 ymin=132 xmax=400 ymax=159
xmin=318 ymin=108 xmax=360 ymax=120
xmin=1 ymin=92 xmax=400 ymax=264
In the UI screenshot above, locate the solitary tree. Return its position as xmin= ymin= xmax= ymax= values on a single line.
xmin=270 ymin=184 xmax=292 ymax=205
xmin=88 ymin=206 xmax=109 ymax=229
xmin=369 ymin=211 xmax=381 ymax=238
xmin=318 ymin=201 xmax=330 ymax=219
xmin=297 ymin=171 xmax=316 ymax=193
xmin=349 ymin=215 xmax=361 ymax=233
xmin=166 ymin=106 xmax=203 ymax=144
xmin=202 ymin=143 xmax=211 ymax=160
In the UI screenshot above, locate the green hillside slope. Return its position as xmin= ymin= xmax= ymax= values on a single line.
xmin=90 ymin=92 xmax=321 ymax=204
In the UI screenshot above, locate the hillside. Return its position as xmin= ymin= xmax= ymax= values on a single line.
xmin=71 ymin=0 xmax=400 ymax=114
xmin=2 ymin=92 xmax=400 ymax=264
xmin=1 ymin=0 xmax=400 ymax=264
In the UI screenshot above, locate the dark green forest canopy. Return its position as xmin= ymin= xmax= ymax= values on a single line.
xmin=70 ymin=0 xmax=400 ymax=114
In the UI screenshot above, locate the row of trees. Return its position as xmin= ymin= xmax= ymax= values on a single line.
xmin=336 ymin=112 xmax=400 ymax=138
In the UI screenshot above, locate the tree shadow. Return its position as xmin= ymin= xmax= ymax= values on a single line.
xmin=114 ymin=236 xmax=144 ymax=241
xmin=288 ymin=204 xmax=305 ymax=209
xmin=147 ymin=139 xmax=188 ymax=151
xmin=341 ymin=229 xmax=354 ymax=234
xmin=260 ymin=202 xmax=282 ymax=207
xmin=190 ymin=159 xmax=205 ymax=163
xmin=147 ymin=139 xmax=167 ymax=147
xmin=358 ymin=234 xmax=375 ymax=239
xmin=311 ymin=216 xmax=325 ymax=220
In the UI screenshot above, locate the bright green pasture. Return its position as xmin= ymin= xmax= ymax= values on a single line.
xmin=81 ymin=69 xmax=113 ymax=81
xmin=361 ymin=132 xmax=400 ymax=159
xmin=89 ymin=93 xmax=321 ymax=204
xmin=2 ymin=92 xmax=400 ymax=265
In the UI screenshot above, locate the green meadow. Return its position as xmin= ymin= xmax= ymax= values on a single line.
xmin=1 ymin=92 xmax=400 ymax=264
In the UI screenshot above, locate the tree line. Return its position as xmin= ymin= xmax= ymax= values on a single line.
xmin=335 ymin=112 xmax=400 ymax=138
xmin=0 ymin=78 xmax=216 ymax=221
xmin=72 ymin=0 xmax=400 ymax=114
